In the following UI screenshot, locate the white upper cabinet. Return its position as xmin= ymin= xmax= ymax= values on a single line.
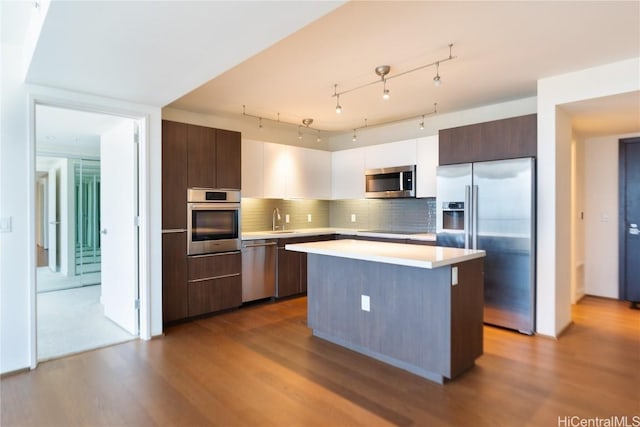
xmin=249 ymin=141 xmax=331 ymax=199
xmin=331 ymin=148 xmax=365 ymax=199
xmin=416 ymin=135 xmax=439 ymax=197
xmin=241 ymin=139 xmax=264 ymax=198
xmin=364 ymin=139 xmax=417 ymax=170
xmin=287 ymin=146 xmax=331 ymax=199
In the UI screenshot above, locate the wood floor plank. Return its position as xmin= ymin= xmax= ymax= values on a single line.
xmin=1 ymin=296 xmax=638 ymax=426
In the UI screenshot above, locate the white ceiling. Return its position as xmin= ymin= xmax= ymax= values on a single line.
xmin=13 ymin=1 xmax=640 ymax=144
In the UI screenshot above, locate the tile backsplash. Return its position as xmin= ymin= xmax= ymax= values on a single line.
xmin=241 ymin=198 xmax=436 ymax=233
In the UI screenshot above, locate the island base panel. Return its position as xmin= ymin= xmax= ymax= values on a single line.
xmin=306 ymin=254 xmax=483 ymax=383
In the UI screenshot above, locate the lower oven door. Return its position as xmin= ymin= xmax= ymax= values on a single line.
xmin=187 ymin=203 xmax=241 ymax=255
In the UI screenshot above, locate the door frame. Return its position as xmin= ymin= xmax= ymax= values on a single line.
xmin=27 ymin=93 xmax=152 ymax=369
xmin=618 ymin=136 xmax=640 ymax=301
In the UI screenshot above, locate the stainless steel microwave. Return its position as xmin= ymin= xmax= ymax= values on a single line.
xmin=365 ymin=165 xmax=416 ymax=198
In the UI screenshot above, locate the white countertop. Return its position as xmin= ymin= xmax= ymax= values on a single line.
xmin=285 ymin=239 xmax=485 ymax=269
xmin=242 ymin=228 xmax=436 ymax=242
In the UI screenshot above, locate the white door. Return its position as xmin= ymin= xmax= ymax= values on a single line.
xmin=100 ymin=120 xmax=139 ymax=335
xmin=47 ymin=167 xmax=59 ymax=271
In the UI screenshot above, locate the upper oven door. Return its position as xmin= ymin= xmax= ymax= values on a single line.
xmin=187 ymin=202 xmax=241 ymax=255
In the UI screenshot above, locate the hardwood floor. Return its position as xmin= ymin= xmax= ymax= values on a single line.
xmin=2 ymin=296 xmax=638 ymax=426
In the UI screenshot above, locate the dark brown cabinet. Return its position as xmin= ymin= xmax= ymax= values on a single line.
xmin=438 ymin=114 xmax=537 ymax=165
xmin=162 ymin=232 xmax=188 ymax=323
xmin=186 ymin=124 xmax=241 ymax=190
xmin=187 ymin=252 xmax=242 ymax=316
xmin=215 ymin=128 xmax=241 ymax=190
xmin=162 ymin=120 xmax=188 ymax=230
xmin=161 ymin=120 xmax=242 ymax=324
xmin=277 ymin=235 xmax=334 ymax=298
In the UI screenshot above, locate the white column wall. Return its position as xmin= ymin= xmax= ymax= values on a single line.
xmin=1 ymin=47 xmax=163 ymax=374
xmin=536 ymin=57 xmax=640 ymax=337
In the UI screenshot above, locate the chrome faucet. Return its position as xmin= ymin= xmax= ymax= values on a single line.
xmin=272 ymin=207 xmax=282 ymax=231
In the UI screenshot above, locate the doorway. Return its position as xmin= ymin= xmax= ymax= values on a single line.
xmin=35 ymin=104 xmax=140 ymax=361
xmin=619 ymin=137 xmax=640 ymax=307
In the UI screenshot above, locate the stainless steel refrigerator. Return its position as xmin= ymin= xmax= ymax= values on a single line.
xmin=436 ymin=158 xmax=535 ymax=334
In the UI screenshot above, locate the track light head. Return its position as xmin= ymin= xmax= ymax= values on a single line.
xmin=433 ymin=62 xmax=442 ymax=87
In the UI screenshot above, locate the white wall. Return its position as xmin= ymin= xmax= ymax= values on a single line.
xmin=571 ymin=134 xmax=585 ymax=302
xmin=1 ymin=40 xmax=163 ymax=374
xmin=537 ymin=57 xmax=640 ymax=337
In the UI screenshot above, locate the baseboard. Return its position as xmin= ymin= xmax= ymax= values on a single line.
xmin=0 ymin=366 xmax=31 ymax=378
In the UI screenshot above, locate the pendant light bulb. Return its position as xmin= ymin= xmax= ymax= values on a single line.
xmin=297 ymin=126 xmax=303 ymax=140
xmin=419 ymin=115 xmax=425 ymax=130
xmin=433 ymin=62 xmax=442 ymax=87
xmin=258 ymin=117 xmax=263 ymax=130
xmin=317 ymin=130 xmax=322 ymax=142
xmin=382 ymin=80 xmax=390 ymax=100
xmin=334 ymin=84 xmax=342 ymax=114
xmin=352 ymin=129 xmax=357 ymax=142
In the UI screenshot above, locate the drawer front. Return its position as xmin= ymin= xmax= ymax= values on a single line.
xmin=188 ymin=251 xmax=241 ymax=280
xmin=188 ymin=275 xmax=242 ymax=316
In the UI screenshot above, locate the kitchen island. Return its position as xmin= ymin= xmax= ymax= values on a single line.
xmin=286 ymin=239 xmax=486 ymax=384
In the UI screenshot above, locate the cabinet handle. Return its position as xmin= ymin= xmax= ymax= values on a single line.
xmin=162 ymin=229 xmax=187 ymax=234
xmin=188 ymin=273 xmax=241 ymax=283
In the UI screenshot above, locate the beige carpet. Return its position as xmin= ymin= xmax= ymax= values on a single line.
xmin=37 ymin=285 xmax=136 ymax=361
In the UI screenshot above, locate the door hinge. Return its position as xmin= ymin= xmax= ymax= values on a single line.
xmin=134 ymin=299 xmax=140 ymax=310
xmin=134 ymin=216 xmax=141 ymax=227
xmin=134 ymin=123 xmax=140 ymax=144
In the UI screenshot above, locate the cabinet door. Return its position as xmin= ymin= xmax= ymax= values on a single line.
xmin=187 ymin=124 xmax=216 ymax=188
xmin=277 ymin=247 xmax=300 ymax=298
xmin=365 ymin=139 xmax=417 ymax=170
xmin=286 ymin=146 xmax=331 ymax=199
xmin=216 ymin=129 xmax=241 ymax=189
xmin=241 ymin=139 xmax=264 ymax=198
xmin=416 ymin=135 xmax=439 ymax=197
xmin=332 ymin=148 xmax=365 ymax=199
xmin=162 ymin=232 xmax=188 ymax=323
xmin=162 ymin=120 xmax=187 ymax=230
xmin=263 ymin=142 xmax=290 ymax=199
xmin=188 ymin=275 xmax=242 ymax=317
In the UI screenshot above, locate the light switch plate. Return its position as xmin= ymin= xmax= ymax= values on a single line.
xmin=351 ymin=214 xmax=356 ymax=222
xmin=0 ymin=216 xmax=11 ymax=233
xmin=361 ymin=295 xmax=370 ymax=312
xmin=307 ymin=214 xmax=312 ymax=222
xmin=285 ymin=214 xmax=290 ymax=223
xmin=451 ymin=266 xmax=458 ymax=286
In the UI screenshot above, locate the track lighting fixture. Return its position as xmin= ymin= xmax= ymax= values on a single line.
xmin=242 ymin=106 xmax=323 ymax=143
xmin=332 ymin=44 xmax=455 ymax=111
xmin=382 ymin=80 xmax=390 ymax=100
xmin=334 ymin=84 xmax=342 ymax=114
xmin=433 ymin=62 xmax=441 ymax=87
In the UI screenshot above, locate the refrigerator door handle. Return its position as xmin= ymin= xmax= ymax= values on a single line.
xmin=472 ymin=185 xmax=479 ymax=249
xmin=464 ymin=185 xmax=471 ymax=249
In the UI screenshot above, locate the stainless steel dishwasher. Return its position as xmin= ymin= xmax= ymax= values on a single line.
xmin=241 ymin=239 xmax=277 ymax=302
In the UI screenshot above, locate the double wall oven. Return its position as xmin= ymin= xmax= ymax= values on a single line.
xmin=187 ymin=188 xmax=241 ymax=255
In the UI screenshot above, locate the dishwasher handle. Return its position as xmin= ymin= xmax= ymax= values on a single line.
xmin=242 ymin=242 xmax=277 ymax=249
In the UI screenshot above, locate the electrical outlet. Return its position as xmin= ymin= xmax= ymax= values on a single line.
xmin=351 ymin=214 xmax=356 ymax=222
xmin=285 ymin=214 xmax=290 ymax=223
xmin=451 ymin=266 xmax=458 ymax=286
xmin=307 ymin=214 xmax=312 ymax=222
xmin=361 ymin=295 xmax=370 ymax=312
